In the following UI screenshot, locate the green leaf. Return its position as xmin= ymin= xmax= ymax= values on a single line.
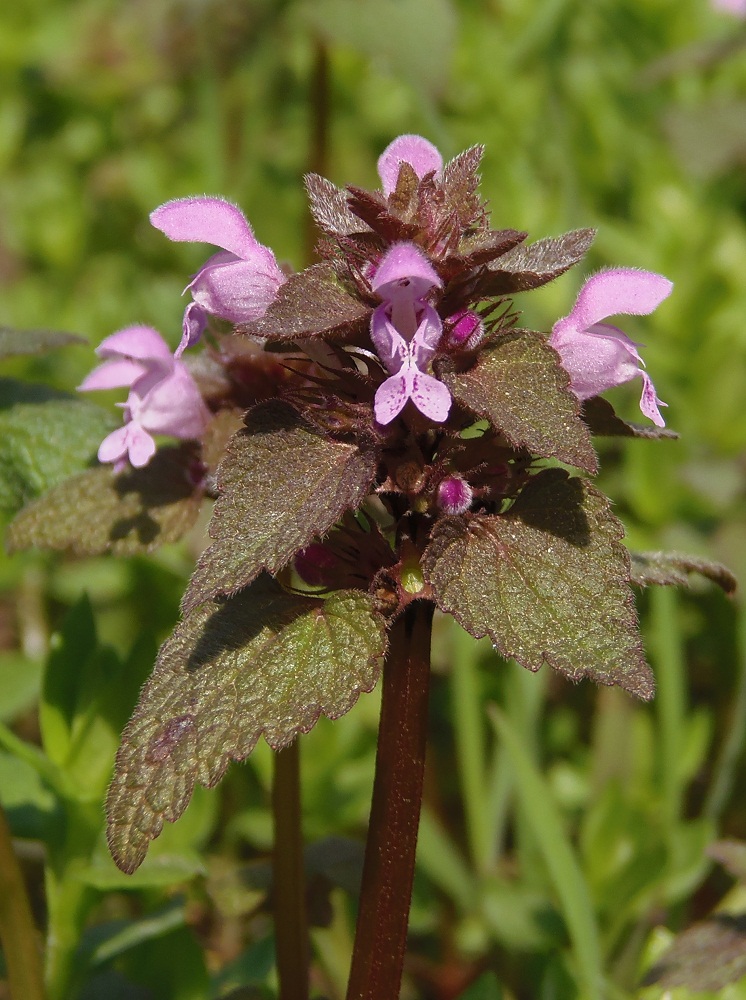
xmin=0 ymin=327 xmax=85 ymax=358
xmin=302 ymin=0 xmax=457 ymax=100
xmin=456 ymin=972 xmax=503 ymax=1000
xmin=0 ymin=750 xmax=62 ymax=841
xmin=240 ymin=262 xmax=370 ymax=341
xmin=422 ymin=469 xmax=653 ymax=698
xmin=0 ymin=384 xmax=118 ymax=514
xmin=41 ymin=596 xmax=155 ymax=797
xmin=182 ymin=400 xmax=378 ymax=612
xmin=630 ymin=550 xmax=737 ymax=595
xmin=7 ymin=444 xmax=203 ymax=556
xmin=106 ymin=577 xmax=386 ymax=872
xmin=437 ymin=330 xmax=597 ymax=473
xmin=0 ymin=652 xmax=43 ymax=723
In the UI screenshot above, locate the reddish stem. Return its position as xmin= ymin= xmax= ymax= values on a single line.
xmin=346 ymin=600 xmax=434 ymax=1000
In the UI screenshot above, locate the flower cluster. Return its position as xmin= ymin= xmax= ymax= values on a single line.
xmin=81 ymin=132 xmax=672 ymax=475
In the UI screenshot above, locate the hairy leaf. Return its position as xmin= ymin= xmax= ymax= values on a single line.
xmin=106 ymin=578 xmax=387 ymax=872
xmin=630 ymin=550 xmax=737 ymax=594
xmin=182 ymin=401 xmax=378 ymax=612
xmin=0 ymin=327 xmax=86 ymax=357
xmin=449 ymin=228 xmax=527 ymax=270
xmin=440 ymin=145 xmax=486 ymax=228
xmin=240 ymin=263 xmax=370 ymax=342
xmin=438 ymin=331 xmax=597 ymax=472
xmin=304 ymin=174 xmax=368 ymax=236
xmin=7 ymin=445 xmax=203 ymax=555
xmin=346 ymin=186 xmax=420 ymax=243
xmin=0 ymin=386 xmax=118 ymax=514
xmin=422 ymin=469 xmax=653 ymax=698
xmin=474 ymin=228 xmax=596 ymax=297
xmin=581 ymin=397 xmax=679 ymax=440
xmin=642 ymin=914 xmax=746 ymax=992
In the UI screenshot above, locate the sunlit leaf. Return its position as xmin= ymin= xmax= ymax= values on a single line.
xmin=423 ymin=469 xmax=653 ymax=697
xmin=107 ymin=577 xmax=386 ymax=872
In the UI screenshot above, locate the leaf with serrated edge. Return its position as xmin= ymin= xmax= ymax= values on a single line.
xmin=438 ymin=330 xmax=597 ymax=473
xmin=423 ymin=469 xmax=653 ymax=698
xmin=440 ymin=145 xmax=485 ymax=227
xmin=581 ymin=397 xmax=679 ymax=440
xmin=642 ymin=914 xmax=746 ymax=992
xmin=240 ymin=263 xmax=370 ymax=341
xmin=182 ymin=401 xmax=378 ymax=612
xmin=630 ymin=551 xmax=737 ymax=594
xmin=0 ymin=327 xmax=86 ymax=358
xmin=106 ymin=578 xmax=386 ymax=872
xmin=304 ymin=174 xmax=369 ymax=237
xmin=7 ymin=445 xmax=203 ymax=556
xmin=476 ymin=228 xmax=596 ymax=296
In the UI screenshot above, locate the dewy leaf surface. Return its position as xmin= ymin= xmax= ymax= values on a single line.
xmin=240 ymin=262 xmax=370 ymax=341
xmin=106 ymin=578 xmax=387 ymax=872
xmin=438 ymin=330 xmax=597 ymax=473
xmin=422 ymin=469 xmax=653 ymax=698
xmin=183 ymin=401 xmax=378 ymax=612
xmin=7 ymin=445 xmax=203 ymax=556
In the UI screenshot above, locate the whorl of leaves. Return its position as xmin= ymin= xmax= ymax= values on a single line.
xmin=106 ymin=577 xmax=387 ymax=873
xmin=422 ymin=469 xmax=653 ymax=699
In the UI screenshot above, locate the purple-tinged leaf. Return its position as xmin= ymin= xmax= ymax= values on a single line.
xmin=630 ymin=550 xmax=737 ymax=594
xmin=345 ymin=186 xmax=420 ymax=243
xmin=446 ymin=228 xmax=527 ymax=271
xmin=239 ymin=263 xmax=371 ymax=342
xmin=474 ymin=228 xmax=596 ymax=297
xmin=304 ymin=174 xmax=370 ymax=237
xmin=708 ymin=840 xmax=746 ymax=880
xmin=422 ymin=469 xmax=653 ymax=698
xmin=581 ymin=397 xmax=679 ymax=440
xmin=388 ymin=161 xmax=421 ymax=221
xmin=641 ymin=914 xmax=746 ymax=992
xmin=182 ymin=400 xmax=378 ymax=612
xmin=106 ymin=577 xmax=387 ymax=872
xmin=437 ymin=330 xmax=597 ymax=473
xmin=440 ymin=145 xmax=486 ymax=228
xmin=6 ymin=445 xmax=204 ymax=556
xmin=0 ymin=327 xmax=86 ymax=358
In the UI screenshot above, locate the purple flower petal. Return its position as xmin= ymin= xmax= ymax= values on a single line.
xmin=188 ymin=248 xmax=286 ymax=323
xmin=410 ymin=305 xmax=443 ymax=368
xmin=564 ymin=268 xmax=673 ymax=332
xmin=370 ymin=306 xmax=408 ymax=375
xmin=176 ymin=301 xmax=208 ymax=358
xmin=78 ymin=358 xmax=147 ymax=392
xmin=374 ymin=372 xmax=412 ymax=424
xmin=98 ymin=423 xmax=156 ymax=469
xmin=96 ymin=325 xmax=174 ymax=364
xmin=371 ymin=242 xmax=441 ymax=302
xmin=150 ymin=196 xmax=259 ymax=259
xmin=131 ymin=364 xmax=210 ymax=440
xmin=409 ymin=370 xmax=451 ymax=422
xmin=377 ymin=135 xmax=443 ymax=197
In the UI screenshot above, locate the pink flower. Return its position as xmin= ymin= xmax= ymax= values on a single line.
xmin=550 ymin=268 xmax=673 ymax=427
xmin=150 ymin=197 xmax=286 ymax=356
xmin=370 ymin=242 xmax=451 ymax=425
xmin=79 ymin=325 xmax=210 ymax=469
xmin=377 ymin=135 xmax=443 ymax=197
xmin=711 ymin=0 xmax=746 ymax=16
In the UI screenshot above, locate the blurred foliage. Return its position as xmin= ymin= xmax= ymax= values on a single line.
xmin=1 ymin=0 xmax=746 ymax=997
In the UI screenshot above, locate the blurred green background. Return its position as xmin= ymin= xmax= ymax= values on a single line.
xmin=2 ymin=0 xmax=746 ymax=998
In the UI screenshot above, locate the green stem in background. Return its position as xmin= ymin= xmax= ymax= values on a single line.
xmin=704 ymin=600 xmax=746 ymax=821
xmin=273 ymin=740 xmax=310 ymax=1000
xmin=305 ymin=37 xmax=330 ymax=264
xmin=0 ymin=802 xmax=46 ymax=1000
xmin=449 ymin=626 xmax=490 ymax=873
xmin=649 ymin=587 xmax=687 ymax=836
xmin=345 ymin=601 xmax=434 ymax=1000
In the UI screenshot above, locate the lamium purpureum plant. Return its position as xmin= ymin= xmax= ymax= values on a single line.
xmin=6 ymin=134 xmax=737 ymax=999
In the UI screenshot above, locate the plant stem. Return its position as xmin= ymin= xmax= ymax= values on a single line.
xmin=0 ymin=803 xmax=46 ymax=1000
xmin=273 ymin=740 xmax=310 ymax=1000
xmin=345 ymin=600 xmax=434 ymax=1000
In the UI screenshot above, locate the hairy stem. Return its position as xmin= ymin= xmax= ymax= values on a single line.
xmin=0 ymin=803 xmax=46 ymax=1000
xmin=346 ymin=600 xmax=434 ymax=1000
xmin=273 ymin=740 xmax=310 ymax=1000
